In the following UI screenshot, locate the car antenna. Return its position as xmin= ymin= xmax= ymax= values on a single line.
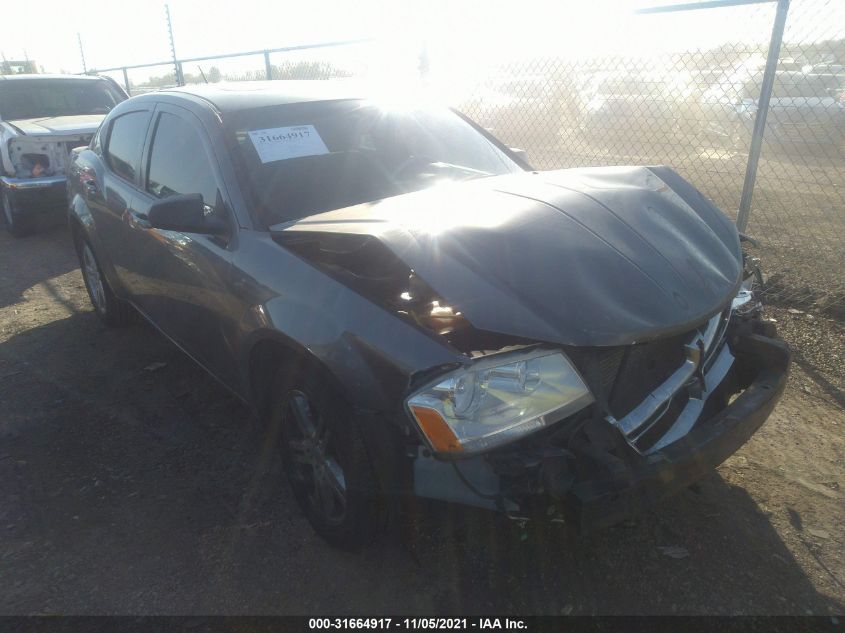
xmin=197 ymin=65 xmax=208 ymax=83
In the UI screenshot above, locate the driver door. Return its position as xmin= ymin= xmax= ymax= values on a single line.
xmin=123 ymin=103 xmax=240 ymax=387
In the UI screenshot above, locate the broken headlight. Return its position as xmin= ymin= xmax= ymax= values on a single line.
xmin=406 ymin=348 xmax=594 ymax=455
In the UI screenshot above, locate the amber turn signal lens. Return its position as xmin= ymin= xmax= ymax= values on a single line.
xmin=409 ymin=405 xmax=463 ymax=453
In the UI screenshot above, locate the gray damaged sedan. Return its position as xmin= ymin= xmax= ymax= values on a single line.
xmin=67 ymin=82 xmax=790 ymax=548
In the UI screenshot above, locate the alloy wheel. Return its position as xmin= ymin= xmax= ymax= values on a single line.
xmin=81 ymin=243 xmax=107 ymax=314
xmin=284 ymin=390 xmax=348 ymax=525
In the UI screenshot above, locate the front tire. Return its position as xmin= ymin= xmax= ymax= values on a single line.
xmin=268 ymin=369 xmax=386 ymax=549
xmin=2 ymin=190 xmax=36 ymax=238
xmin=74 ymin=232 xmax=131 ymax=327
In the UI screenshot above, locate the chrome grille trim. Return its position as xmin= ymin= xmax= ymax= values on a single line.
xmin=647 ymin=343 xmax=735 ymax=453
xmin=608 ymin=310 xmax=731 ymax=451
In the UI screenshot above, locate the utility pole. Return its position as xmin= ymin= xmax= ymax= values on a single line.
xmin=77 ymin=33 xmax=87 ymax=74
xmin=165 ymin=4 xmax=183 ymax=86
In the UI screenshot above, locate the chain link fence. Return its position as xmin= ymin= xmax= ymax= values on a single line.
xmin=92 ymin=39 xmax=404 ymax=95
xmin=90 ymin=0 xmax=844 ymax=318
xmin=443 ymin=0 xmax=844 ymax=318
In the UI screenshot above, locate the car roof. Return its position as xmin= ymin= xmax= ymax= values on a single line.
xmin=153 ymin=80 xmax=370 ymax=113
xmin=0 ymin=74 xmax=109 ymax=82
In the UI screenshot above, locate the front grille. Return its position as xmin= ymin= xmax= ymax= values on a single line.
xmin=608 ymin=330 xmax=691 ymax=419
xmin=568 ymin=309 xmax=730 ymax=453
xmin=613 ymin=310 xmax=730 ymax=453
xmin=565 ymin=347 xmax=625 ymax=405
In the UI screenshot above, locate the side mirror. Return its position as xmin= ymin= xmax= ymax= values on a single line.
xmin=147 ymin=193 xmax=227 ymax=235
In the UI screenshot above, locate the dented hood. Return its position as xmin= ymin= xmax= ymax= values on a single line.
xmin=6 ymin=114 xmax=104 ymax=136
xmin=274 ymin=166 xmax=743 ymax=347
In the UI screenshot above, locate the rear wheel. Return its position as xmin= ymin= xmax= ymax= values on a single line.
xmin=269 ymin=369 xmax=386 ymax=549
xmin=2 ymin=191 xmax=36 ymax=238
xmin=74 ymin=232 xmax=131 ymax=326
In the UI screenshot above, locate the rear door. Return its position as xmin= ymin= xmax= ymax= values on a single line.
xmin=86 ymin=107 xmax=153 ymax=292
xmin=123 ymin=103 xmax=240 ymax=386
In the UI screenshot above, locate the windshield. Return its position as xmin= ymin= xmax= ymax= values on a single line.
xmin=0 ymin=79 xmax=124 ymax=120
xmin=225 ymin=99 xmax=523 ymax=226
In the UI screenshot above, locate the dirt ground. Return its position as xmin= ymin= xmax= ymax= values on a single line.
xmin=0 ymin=222 xmax=843 ymax=615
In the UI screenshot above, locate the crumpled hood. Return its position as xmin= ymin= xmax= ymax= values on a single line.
xmin=6 ymin=114 xmax=104 ymax=136
xmin=275 ymin=166 xmax=743 ymax=347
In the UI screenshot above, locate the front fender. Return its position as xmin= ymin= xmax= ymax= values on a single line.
xmin=232 ymin=231 xmax=463 ymax=414
xmin=240 ymin=294 xmax=461 ymax=415
xmin=68 ymin=192 xmax=125 ymax=296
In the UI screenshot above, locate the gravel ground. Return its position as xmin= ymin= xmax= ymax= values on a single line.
xmin=0 ymin=223 xmax=843 ymax=615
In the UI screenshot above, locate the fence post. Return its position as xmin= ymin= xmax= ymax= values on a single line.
xmin=736 ymin=0 xmax=790 ymax=232
xmin=122 ymin=67 xmax=131 ymax=96
xmin=264 ymin=50 xmax=273 ymax=80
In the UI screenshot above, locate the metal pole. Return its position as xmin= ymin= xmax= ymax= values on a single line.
xmin=165 ymin=4 xmax=183 ymax=86
xmin=77 ymin=33 xmax=87 ymax=74
xmin=122 ymin=67 xmax=131 ymax=95
xmin=264 ymin=50 xmax=273 ymax=80
xmin=736 ymin=0 xmax=789 ymax=232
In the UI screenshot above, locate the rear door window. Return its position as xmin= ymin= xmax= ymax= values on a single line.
xmin=105 ymin=111 xmax=151 ymax=184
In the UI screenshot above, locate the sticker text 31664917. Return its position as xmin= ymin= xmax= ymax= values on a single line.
xmin=248 ymin=125 xmax=330 ymax=163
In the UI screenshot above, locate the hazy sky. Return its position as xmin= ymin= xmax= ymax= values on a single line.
xmin=2 ymin=0 xmax=841 ymax=79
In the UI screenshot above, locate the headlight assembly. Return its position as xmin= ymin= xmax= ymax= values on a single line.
xmin=406 ymin=348 xmax=594 ymax=455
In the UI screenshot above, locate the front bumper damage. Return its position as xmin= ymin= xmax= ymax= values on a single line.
xmin=409 ymin=315 xmax=790 ymax=532
xmin=570 ymin=331 xmax=788 ymax=530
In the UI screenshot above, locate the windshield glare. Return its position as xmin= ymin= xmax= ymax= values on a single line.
xmin=0 ymin=79 xmax=124 ymax=120
xmin=225 ymin=99 xmax=523 ymax=226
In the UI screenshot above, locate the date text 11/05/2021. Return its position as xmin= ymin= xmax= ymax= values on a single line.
xmin=308 ymin=619 xmax=528 ymax=630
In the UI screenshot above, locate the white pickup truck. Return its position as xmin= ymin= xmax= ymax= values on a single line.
xmin=0 ymin=74 xmax=127 ymax=236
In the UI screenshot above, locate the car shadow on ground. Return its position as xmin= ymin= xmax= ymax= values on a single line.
xmin=0 ymin=311 xmax=842 ymax=615
xmin=0 ymin=221 xmax=80 ymax=312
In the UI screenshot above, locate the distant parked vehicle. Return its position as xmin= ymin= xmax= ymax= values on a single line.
xmin=699 ymin=70 xmax=845 ymax=154
xmin=0 ymin=74 xmax=127 ymax=236
xmin=577 ymin=71 xmax=694 ymax=150
xmin=459 ymin=75 xmax=580 ymax=147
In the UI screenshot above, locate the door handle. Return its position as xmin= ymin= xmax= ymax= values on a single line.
xmin=126 ymin=210 xmax=152 ymax=230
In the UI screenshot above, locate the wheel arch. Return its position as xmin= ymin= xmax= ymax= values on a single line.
xmin=68 ymin=192 xmax=94 ymax=240
xmin=245 ymin=331 xmax=351 ymax=421
xmin=246 ymin=329 xmax=414 ymax=520
xmin=68 ymin=207 xmax=86 ymax=244
xmin=68 ymin=193 xmax=127 ymax=297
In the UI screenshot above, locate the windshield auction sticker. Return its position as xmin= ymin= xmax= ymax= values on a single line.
xmin=248 ymin=125 xmax=329 ymax=163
